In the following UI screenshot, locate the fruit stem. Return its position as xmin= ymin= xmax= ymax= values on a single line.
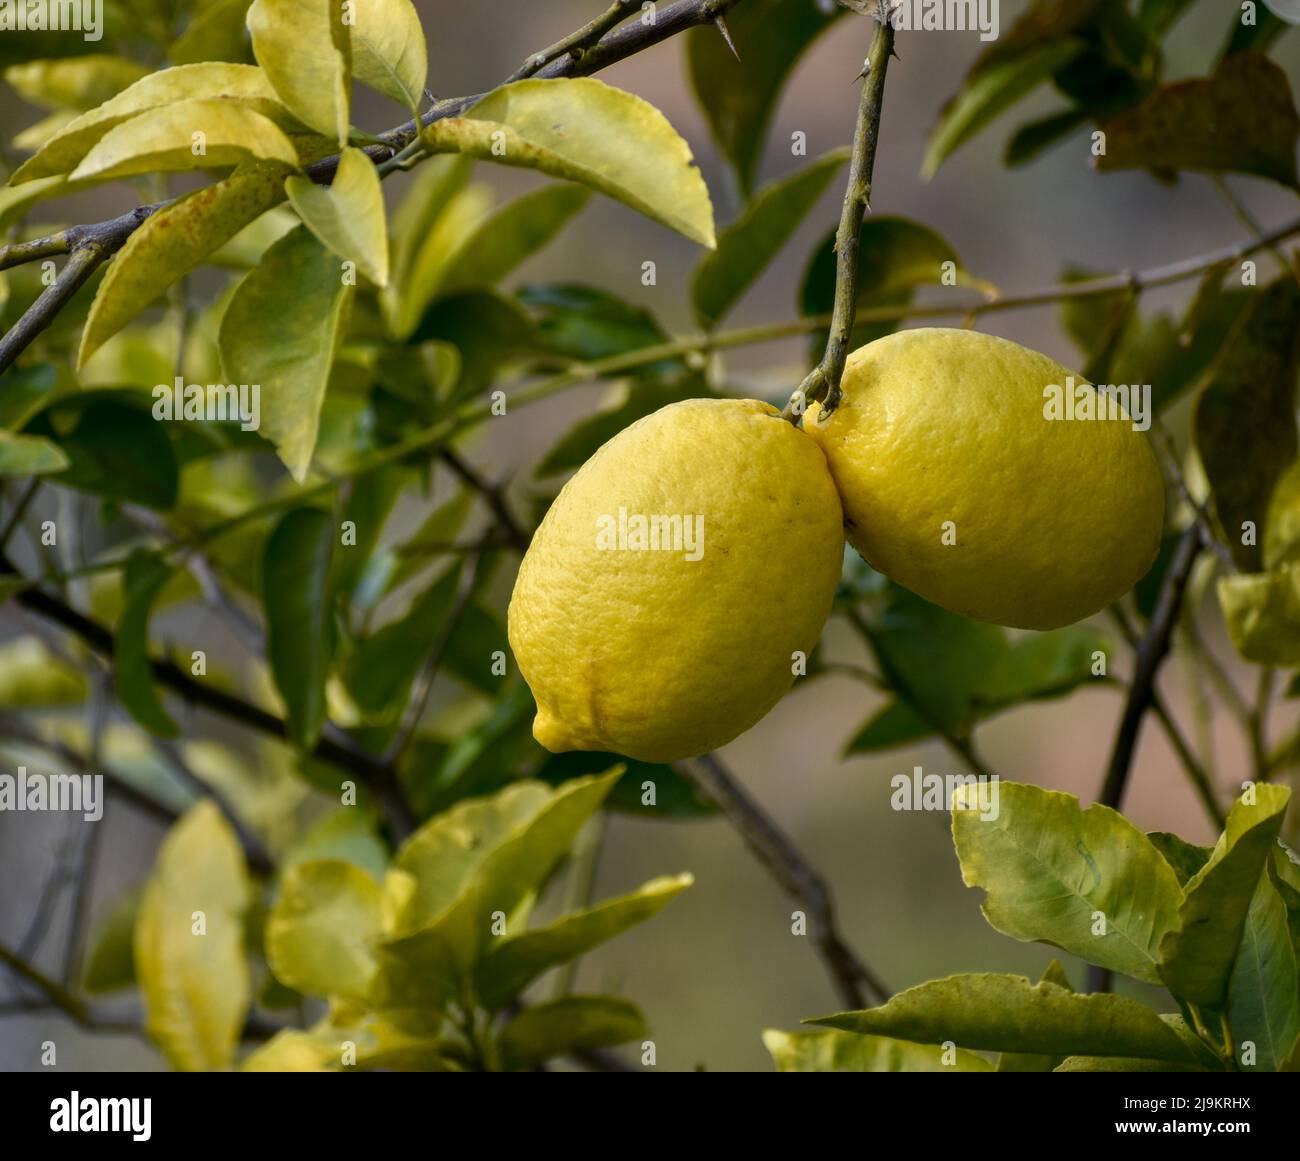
xmin=784 ymin=1 xmax=897 ymax=424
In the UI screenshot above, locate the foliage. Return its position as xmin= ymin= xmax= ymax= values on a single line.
xmin=770 ymin=782 xmax=1300 ymax=1072
xmin=0 ymin=0 xmax=1297 ymax=1074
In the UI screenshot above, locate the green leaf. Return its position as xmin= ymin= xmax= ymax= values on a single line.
xmin=376 ymin=774 xmax=619 ymax=1015
xmin=349 ymin=0 xmax=428 ymax=115
xmin=1265 ymin=459 xmax=1300 ymax=570
xmin=409 ymin=289 xmax=538 ymax=400
xmin=247 ymin=0 xmax=351 ymax=145
xmin=811 ymin=974 xmax=1193 ymax=1062
xmin=764 ymin=1027 xmax=992 ymax=1072
xmin=536 ymin=750 xmax=717 ymax=818
xmin=1098 ymin=53 xmax=1300 ymax=188
xmin=83 ymin=885 xmax=142 ymax=993
xmin=241 ymin=1028 xmax=338 ymax=1071
xmin=286 ymin=146 xmax=388 ymax=286
xmin=845 ymin=700 xmax=935 ymax=755
xmin=344 ymin=562 xmax=464 ymax=720
xmin=263 ymin=506 xmax=336 ymax=748
xmin=1004 ymin=109 xmax=1091 ymax=166
xmin=977 ymin=626 xmax=1109 ymax=710
xmin=1194 ymin=278 xmax=1300 ymax=571
xmin=693 ymin=149 xmax=848 ymax=329
xmin=1158 ymin=784 xmax=1291 ymax=1008
xmin=115 ymin=550 xmax=179 ymax=737
xmin=266 ymin=859 xmax=385 ymax=1000
xmin=135 ymin=800 xmax=252 ymax=1071
xmin=800 ymin=217 xmax=989 ymax=356
xmin=10 ymin=62 xmax=289 ymax=183
xmin=861 ymin=583 xmax=1005 ymax=736
xmin=476 ymin=873 xmax=693 ymax=1009
xmin=0 ymin=637 xmax=87 ymax=707
xmin=79 ymin=162 xmax=289 ymax=367
xmin=220 ymin=224 xmax=354 ymax=481
xmin=923 ymin=40 xmax=1085 ymax=180
xmin=497 ymin=996 xmax=645 ymax=1071
xmin=996 ymin=960 xmax=1074 ymax=1072
xmin=1221 ymin=6 xmax=1288 ymax=59
xmin=382 ymin=156 xmax=483 ymax=340
xmin=69 ymin=97 xmax=298 ymax=181
xmin=390 ymin=779 xmax=555 ymax=932
xmin=1218 ymin=565 xmax=1300 ymax=667
xmin=685 ymin=0 xmax=843 ymax=196
xmin=172 ymin=0 xmax=256 ymax=66
xmin=439 ymin=184 xmax=590 ymax=296
xmin=0 ymin=429 xmax=68 ymax=476
xmin=1226 ymin=874 xmax=1300 ymax=1070
xmin=39 ymin=398 xmax=179 ymax=509
xmin=423 ymin=78 xmax=715 ymax=248
xmin=4 ymin=55 xmax=150 ymax=112
xmin=1147 ymin=831 xmax=1212 ymax=886
xmin=952 ymin=781 xmax=1183 ymax=983
xmin=278 ymin=808 xmax=389 ymax=885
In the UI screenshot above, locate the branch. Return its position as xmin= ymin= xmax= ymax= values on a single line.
xmin=0 ymin=245 xmax=109 ymax=376
xmin=0 ymin=939 xmax=282 ymax=1042
xmin=682 ymin=753 xmax=889 ymax=1008
xmin=1099 ymin=522 xmax=1205 ymax=812
xmin=0 ymin=550 xmax=415 ymax=840
xmin=787 ymin=3 xmax=896 ymax=419
xmin=438 ymin=448 xmax=530 ymax=553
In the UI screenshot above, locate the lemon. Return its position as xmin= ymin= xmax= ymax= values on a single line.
xmin=508 ymin=398 xmax=844 ymax=762
xmin=804 ymin=328 xmax=1165 ymax=630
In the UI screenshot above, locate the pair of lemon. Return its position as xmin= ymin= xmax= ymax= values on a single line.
xmin=508 ymin=328 xmax=1165 ymax=763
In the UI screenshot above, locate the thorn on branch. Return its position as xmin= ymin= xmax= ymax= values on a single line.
xmin=713 ymin=15 xmax=740 ymax=60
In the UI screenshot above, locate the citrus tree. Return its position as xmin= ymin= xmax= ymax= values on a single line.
xmin=0 ymin=0 xmax=1297 ymax=1074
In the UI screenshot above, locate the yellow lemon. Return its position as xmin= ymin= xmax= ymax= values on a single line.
xmin=508 ymin=398 xmax=844 ymax=762
xmin=804 ymin=328 xmax=1165 ymax=630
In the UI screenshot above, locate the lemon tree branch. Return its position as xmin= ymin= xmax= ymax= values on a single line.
xmin=787 ymin=1 xmax=897 ymax=420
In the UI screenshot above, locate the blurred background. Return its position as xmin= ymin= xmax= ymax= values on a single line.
xmin=2 ymin=0 xmax=1299 ymax=1071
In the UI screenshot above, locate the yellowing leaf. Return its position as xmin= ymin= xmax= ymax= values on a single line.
xmin=135 ymin=801 xmax=252 ymax=1072
xmin=266 ymin=859 xmax=385 ymax=999
xmin=10 ymin=63 xmax=291 ymax=183
xmin=350 ymin=0 xmax=428 ymax=114
xmin=0 ymin=430 xmax=68 ymax=476
xmin=4 ymin=55 xmax=151 ymax=112
xmin=286 ymin=146 xmax=389 ymax=286
xmin=79 ymin=163 xmax=289 ymax=367
xmin=0 ymin=636 xmax=87 ymax=707
xmin=247 ymin=0 xmax=352 ymax=146
xmin=1218 ymin=565 xmax=1300 ymax=667
xmin=422 ymin=78 xmax=715 ymax=248
xmin=70 ymin=97 xmax=298 ymax=181
xmin=219 ymin=225 xmax=354 ymax=481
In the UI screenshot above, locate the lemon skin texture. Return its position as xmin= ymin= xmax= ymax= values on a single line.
xmin=804 ymin=328 xmax=1165 ymax=631
xmin=508 ymin=398 xmax=844 ymax=763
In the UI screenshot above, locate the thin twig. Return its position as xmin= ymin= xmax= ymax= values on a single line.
xmin=682 ymin=753 xmax=889 ymax=1008
xmin=439 ymin=448 xmax=530 ymax=552
xmin=507 ymin=0 xmax=641 ymax=82
xmin=1099 ymin=523 xmax=1205 ymax=812
xmin=0 ymin=245 xmax=108 ymax=375
xmin=786 ymin=3 xmax=896 ymax=419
